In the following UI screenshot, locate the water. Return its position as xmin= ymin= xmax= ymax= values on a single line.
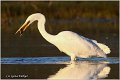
xmin=1 ymin=57 xmax=119 ymax=64
xmin=1 ymin=1 xmax=119 ymax=79
xmin=1 ymin=18 xmax=119 ymax=79
xmin=1 ymin=57 xmax=119 ymax=79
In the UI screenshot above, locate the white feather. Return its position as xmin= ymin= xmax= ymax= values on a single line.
xmin=92 ymin=40 xmax=111 ymax=54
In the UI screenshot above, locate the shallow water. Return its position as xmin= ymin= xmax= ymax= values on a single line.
xmin=1 ymin=16 xmax=119 ymax=79
xmin=1 ymin=57 xmax=119 ymax=79
xmin=1 ymin=57 xmax=119 ymax=64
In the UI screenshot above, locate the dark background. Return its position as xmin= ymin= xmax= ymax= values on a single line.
xmin=1 ymin=1 xmax=119 ymax=57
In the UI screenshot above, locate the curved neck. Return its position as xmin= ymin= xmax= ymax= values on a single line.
xmin=37 ymin=20 xmax=55 ymax=44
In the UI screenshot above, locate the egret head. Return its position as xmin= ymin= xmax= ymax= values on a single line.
xmin=15 ymin=13 xmax=45 ymax=36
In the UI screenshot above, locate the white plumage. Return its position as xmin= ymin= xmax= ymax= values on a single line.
xmin=15 ymin=13 xmax=111 ymax=61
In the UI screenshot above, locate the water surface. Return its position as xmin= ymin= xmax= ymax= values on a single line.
xmin=1 ymin=57 xmax=119 ymax=79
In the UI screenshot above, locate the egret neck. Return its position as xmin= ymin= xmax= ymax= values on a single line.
xmin=37 ymin=18 xmax=55 ymax=44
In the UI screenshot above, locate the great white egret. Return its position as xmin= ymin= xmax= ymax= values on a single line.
xmin=15 ymin=13 xmax=110 ymax=61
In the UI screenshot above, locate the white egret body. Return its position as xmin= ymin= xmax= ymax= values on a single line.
xmin=15 ymin=13 xmax=110 ymax=61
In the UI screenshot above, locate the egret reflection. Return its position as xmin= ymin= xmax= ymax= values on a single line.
xmin=48 ymin=61 xmax=110 ymax=80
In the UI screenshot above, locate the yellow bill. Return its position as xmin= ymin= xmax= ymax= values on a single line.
xmin=15 ymin=21 xmax=30 ymax=36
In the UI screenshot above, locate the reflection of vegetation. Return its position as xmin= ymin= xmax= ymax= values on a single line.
xmin=1 ymin=1 xmax=119 ymax=34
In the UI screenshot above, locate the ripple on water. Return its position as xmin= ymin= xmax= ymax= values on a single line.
xmin=1 ymin=57 xmax=119 ymax=64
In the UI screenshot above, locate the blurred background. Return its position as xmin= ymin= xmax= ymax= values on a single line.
xmin=1 ymin=1 xmax=119 ymax=57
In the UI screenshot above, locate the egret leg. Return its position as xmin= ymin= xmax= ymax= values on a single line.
xmin=71 ymin=54 xmax=76 ymax=60
xmin=70 ymin=58 xmax=76 ymax=64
